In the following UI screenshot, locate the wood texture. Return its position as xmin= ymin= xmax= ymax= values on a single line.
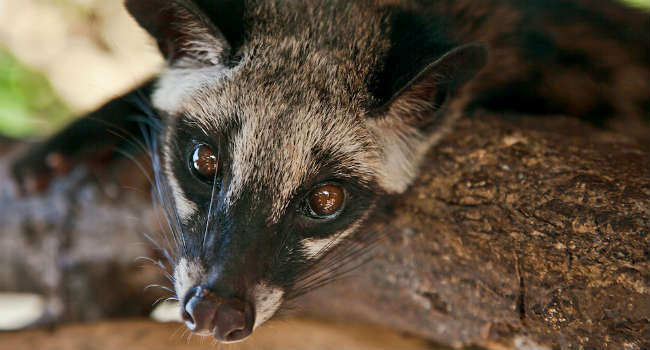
xmin=300 ymin=114 xmax=649 ymax=349
xmin=1 ymin=113 xmax=647 ymax=349
xmin=0 ymin=318 xmax=429 ymax=349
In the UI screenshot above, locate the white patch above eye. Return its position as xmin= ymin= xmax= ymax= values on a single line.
xmin=252 ymin=283 xmax=284 ymax=330
xmin=153 ymin=65 xmax=229 ymax=115
xmin=301 ymin=237 xmax=336 ymax=259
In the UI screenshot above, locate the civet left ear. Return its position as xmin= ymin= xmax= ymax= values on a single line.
xmin=125 ymin=0 xmax=231 ymax=67
xmin=367 ymin=43 xmax=488 ymax=194
xmin=377 ymin=42 xmax=488 ymax=129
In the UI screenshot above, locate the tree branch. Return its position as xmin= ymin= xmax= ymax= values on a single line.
xmin=1 ymin=113 xmax=647 ymax=349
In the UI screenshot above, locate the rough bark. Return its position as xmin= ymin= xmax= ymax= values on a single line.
xmin=300 ymin=114 xmax=650 ymax=349
xmin=1 ymin=113 xmax=648 ymax=349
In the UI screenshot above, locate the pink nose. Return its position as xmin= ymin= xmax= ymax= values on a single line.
xmin=182 ymin=286 xmax=253 ymax=342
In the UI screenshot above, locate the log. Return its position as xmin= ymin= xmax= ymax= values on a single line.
xmin=299 ymin=114 xmax=650 ymax=349
xmin=0 ymin=141 xmax=165 ymax=323
xmin=0 ymin=317 xmax=429 ymax=349
xmin=0 ymin=113 xmax=648 ymax=349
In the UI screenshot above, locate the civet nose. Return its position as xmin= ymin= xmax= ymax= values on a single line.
xmin=182 ymin=287 xmax=218 ymax=334
xmin=182 ymin=286 xmax=253 ymax=342
xmin=214 ymin=298 xmax=250 ymax=342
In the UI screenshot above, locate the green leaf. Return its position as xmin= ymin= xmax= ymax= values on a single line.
xmin=0 ymin=47 xmax=73 ymax=138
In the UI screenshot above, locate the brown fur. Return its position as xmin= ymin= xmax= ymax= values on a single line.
xmin=435 ymin=0 xmax=649 ymax=140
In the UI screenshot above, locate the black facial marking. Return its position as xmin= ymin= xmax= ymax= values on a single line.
xmin=281 ymin=156 xmax=380 ymax=240
xmin=167 ymin=117 xmax=232 ymax=205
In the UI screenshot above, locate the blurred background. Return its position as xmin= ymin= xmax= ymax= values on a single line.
xmin=0 ymin=0 xmax=160 ymax=139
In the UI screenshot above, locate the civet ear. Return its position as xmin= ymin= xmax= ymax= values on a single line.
xmin=125 ymin=0 xmax=231 ymax=67
xmin=379 ymin=42 xmax=488 ymax=129
xmin=367 ymin=43 xmax=488 ymax=194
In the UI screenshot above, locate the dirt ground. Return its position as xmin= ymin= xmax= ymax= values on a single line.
xmin=0 ymin=317 xmax=430 ymax=349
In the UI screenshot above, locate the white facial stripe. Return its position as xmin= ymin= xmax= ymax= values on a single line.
xmin=300 ymin=222 xmax=360 ymax=259
xmin=165 ymin=168 xmax=197 ymax=220
xmin=223 ymin=110 xmax=259 ymax=209
xmin=173 ymin=258 xmax=206 ymax=302
xmin=153 ymin=65 xmax=229 ymax=115
xmin=301 ymin=237 xmax=335 ymax=259
xmin=224 ymin=112 xmax=315 ymax=219
xmin=252 ymin=283 xmax=284 ymax=330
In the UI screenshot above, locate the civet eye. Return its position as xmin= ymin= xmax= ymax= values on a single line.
xmin=191 ymin=144 xmax=219 ymax=181
xmin=307 ymin=183 xmax=345 ymax=219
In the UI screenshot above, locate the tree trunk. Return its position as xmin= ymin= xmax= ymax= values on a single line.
xmin=1 ymin=113 xmax=648 ymax=349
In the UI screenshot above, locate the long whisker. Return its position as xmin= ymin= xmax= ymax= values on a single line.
xmin=83 ymin=114 xmax=154 ymax=161
xmin=135 ymin=256 xmax=169 ymax=271
xmin=144 ymin=284 xmax=176 ymax=294
xmin=132 ymin=112 xmax=187 ymax=261
xmin=113 ymin=147 xmax=154 ymax=187
xmin=135 ymin=255 xmax=176 ymax=285
xmin=288 ymin=248 xmax=377 ymax=300
xmin=92 ymin=122 xmax=181 ymax=266
xmin=150 ymin=134 xmax=188 ymax=256
xmin=310 ymin=230 xmax=381 ymax=274
xmin=294 ymin=231 xmax=374 ymax=284
xmin=287 ymin=226 xmax=386 ymax=300
xmin=141 ymin=233 xmax=175 ymax=264
xmin=86 ymin=90 xmax=186 ymax=268
xmin=148 ymin=197 xmax=181 ymax=263
xmin=152 ymin=296 xmax=177 ymax=307
xmin=288 ymin=253 xmax=376 ymax=300
xmin=202 ymin=171 xmax=219 ymax=254
xmin=111 ymin=132 xmax=182 ymax=262
xmin=105 ymin=91 xmax=187 ymax=281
